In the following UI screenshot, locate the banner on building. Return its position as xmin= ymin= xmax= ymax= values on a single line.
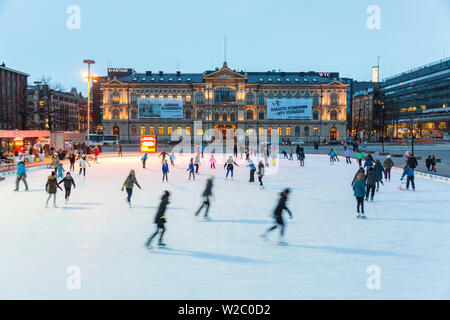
xmin=138 ymin=98 xmax=183 ymax=119
xmin=267 ymin=99 xmax=312 ymax=120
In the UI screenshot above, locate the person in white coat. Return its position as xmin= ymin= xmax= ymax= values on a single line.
xmin=78 ymin=154 xmax=90 ymax=176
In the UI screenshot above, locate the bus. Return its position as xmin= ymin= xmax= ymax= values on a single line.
xmin=88 ymin=134 xmax=119 ymax=146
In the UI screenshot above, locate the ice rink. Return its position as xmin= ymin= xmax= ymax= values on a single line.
xmin=0 ymin=153 xmax=449 ymax=299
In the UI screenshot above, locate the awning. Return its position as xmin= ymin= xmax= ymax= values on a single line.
xmin=0 ymin=130 xmax=51 ymax=138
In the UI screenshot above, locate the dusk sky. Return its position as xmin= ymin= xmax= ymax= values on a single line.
xmin=1 ymin=0 xmax=449 ymax=95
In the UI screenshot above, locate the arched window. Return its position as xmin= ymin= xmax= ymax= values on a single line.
xmin=304 ymin=127 xmax=310 ymax=136
xmin=286 ymin=126 xmax=291 ymax=136
xmin=186 ymin=94 xmax=191 ymax=102
xmin=185 ymin=109 xmax=192 ymax=119
xmin=286 ymin=93 xmax=292 ymax=99
xmin=112 ymin=126 xmax=120 ymax=136
xmin=278 ymin=126 xmax=283 ymax=136
xmin=196 ymin=92 xmax=204 ymax=104
xmin=258 ymin=93 xmax=265 ymax=105
xmin=330 ymin=127 xmax=338 ymax=140
xmin=130 ymin=92 xmax=137 ymax=104
xmin=130 ymin=109 xmax=137 ymax=119
xmin=230 ymin=113 xmax=235 ymax=121
xmin=246 ymin=92 xmax=254 ymax=105
xmin=304 ymin=93 xmax=310 ymax=99
xmin=313 ymin=126 xmax=319 ymax=136
xmin=268 ymin=93 xmax=274 ymax=99
xmin=149 ymin=126 xmax=155 ymax=135
xmin=196 ymin=109 xmax=203 ymax=120
xmin=158 ymin=93 xmax=164 ymax=99
xmin=313 ymin=93 xmax=319 ymax=106
xmin=246 ymin=109 xmax=254 ymax=120
xmin=214 ymin=88 xmax=236 ymax=102
xmin=313 ymin=110 xmax=319 ymax=120
xmin=112 ymin=108 xmax=120 ymax=120
xmin=176 ymin=126 xmax=182 ymax=135
xmin=277 ymin=93 xmax=283 ymax=99
xmin=295 ymin=126 xmax=301 ymax=136
xmin=131 ymin=125 xmax=137 ymax=135
xmin=295 ymin=93 xmax=301 ymax=99
xmin=330 ymin=110 xmax=338 ymax=120
xmin=186 ymin=126 xmax=191 ymax=135
xmin=168 ymin=126 xmax=173 ymax=135
xmin=112 ymin=91 xmax=120 ymax=103
xmin=330 ymin=93 xmax=338 ymax=105
xmin=258 ymin=110 xmax=264 ymax=120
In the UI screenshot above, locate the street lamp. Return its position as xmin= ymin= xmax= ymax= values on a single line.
xmin=83 ymin=59 xmax=95 ymax=148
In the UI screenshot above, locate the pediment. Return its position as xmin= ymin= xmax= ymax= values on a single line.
xmin=204 ymin=65 xmax=247 ymax=81
xmin=104 ymin=77 xmax=125 ymax=85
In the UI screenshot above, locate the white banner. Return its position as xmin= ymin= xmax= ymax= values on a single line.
xmin=267 ymin=99 xmax=312 ymax=119
xmin=138 ymin=98 xmax=183 ymax=119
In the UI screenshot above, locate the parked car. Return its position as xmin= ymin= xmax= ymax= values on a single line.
xmin=327 ymin=140 xmax=344 ymax=145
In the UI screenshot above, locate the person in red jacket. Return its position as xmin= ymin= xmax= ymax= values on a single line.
xmin=93 ymin=146 xmax=100 ymax=163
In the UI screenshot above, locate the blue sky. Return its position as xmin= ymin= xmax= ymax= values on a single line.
xmin=1 ymin=0 xmax=449 ymax=95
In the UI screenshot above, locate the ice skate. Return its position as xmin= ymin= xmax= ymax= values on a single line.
xmin=357 ymin=214 xmax=361 ymax=219
xmin=277 ymin=241 xmax=288 ymax=246
xmin=158 ymin=242 xmax=167 ymax=247
xmin=361 ymin=215 xmax=367 ymax=220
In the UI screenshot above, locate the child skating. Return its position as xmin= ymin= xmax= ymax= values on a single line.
xmin=169 ymin=152 xmax=176 ymax=166
xmin=224 ymin=156 xmax=238 ymax=180
xmin=57 ymin=163 xmax=65 ymax=179
xmin=187 ymin=158 xmax=195 ymax=180
xmin=209 ymin=154 xmax=216 ymax=169
xmin=58 ymin=172 xmax=76 ymax=204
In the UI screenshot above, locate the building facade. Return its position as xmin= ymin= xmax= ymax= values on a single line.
xmin=101 ymin=63 xmax=349 ymax=144
xmin=0 ymin=63 xmax=29 ymax=130
xmin=352 ymin=87 xmax=382 ymax=142
xmin=381 ymin=57 xmax=450 ymax=139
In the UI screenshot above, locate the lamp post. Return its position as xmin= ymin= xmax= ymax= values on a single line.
xmin=83 ymin=59 xmax=95 ymax=148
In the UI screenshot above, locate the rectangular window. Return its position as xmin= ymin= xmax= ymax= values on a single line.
xmin=286 ymin=127 xmax=291 ymax=136
xmin=186 ymin=126 xmax=191 ymax=135
xmin=278 ymin=127 xmax=283 ymax=136
xmin=149 ymin=126 xmax=155 ymax=135
xmin=158 ymin=126 xmax=164 ymax=135
xmin=140 ymin=126 xmax=146 ymax=135
xmin=168 ymin=126 xmax=173 ymax=135
xmin=176 ymin=126 xmax=182 ymax=135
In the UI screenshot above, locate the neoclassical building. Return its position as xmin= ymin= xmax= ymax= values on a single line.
xmin=102 ymin=63 xmax=348 ymax=144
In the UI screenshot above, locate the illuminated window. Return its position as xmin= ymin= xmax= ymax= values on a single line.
xmin=149 ymin=126 xmax=155 ymax=135
xmin=140 ymin=126 xmax=146 ymax=135
xmin=330 ymin=110 xmax=338 ymax=120
xmin=159 ymin=94 xmax=164 ymax=99
xmin=186 ymin=94 xmax=191 ymax=102
xmin=286 ymin=126 xmax=291 ymax=136
xmin=168 ymin=126 xmax=173 ymax=135
xmin=268 ymin=127 xmax=272 ymax=136
xmin=313 ymin=127 xmax=319 ymax=136
xmin=278 ymin=126 xmax=283 ymax=136
xmin=150 ymin=94 xmax=155 ymax=99
xmin=176 ymin=126 xmax=182 ymax=135
xmin=330 ymin=93 xmax=338 ymax=105
xmin=158 ymin=126 xmax=164 ymax=135
xmin=112 ymin=91 xmax=120 ymax=103
xmin=112 ymin=108 xmax=120 ymax=120
xmin=259 ymin=126 xmax=264 ymax=136
xmin=168 ymin=94 xmax=173 ymax=99
xmin=197 ymin=128 xmax=203 ymax=135
xmin=186 ymin=126 xmax=191 ymax=135
xmin=177 ymin=93 xmax=182 ymax=100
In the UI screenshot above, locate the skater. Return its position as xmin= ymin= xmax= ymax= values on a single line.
xmin=356 ymin=151 xmax=365 ymax=167
xmin=383 ymin=155 xmax=394 ymax=181
xmin=187 ymin=158 xmax=195 ymax=180
xmin=296 ymin=144 xmax=301 ymax=160
xmin=351 ymin=167 xmax=366 ymax=186
xmin=14 ymin=159 xmax=28 ymax=191
xmin=159 ymin=149 xmax=169 ymax=163
xmin=195 ymin=176 xmax=214 ymax=219
xmin=145 ymin=190 xmax=170 ymax=248
xmin=233 ymin=144 xmax=238 ymax=158
xmin=224 ymin=156 xmax=239 ymax=180
xmin=51 ymin=153 xmax=60 ymax=174
xmin=281 ymin=149 xmax=288 ymax=159
xmin=257 ymin=160 xmax=265 ymax=188
xmin=400 ymin=166 xmax=415 ymax=191
xmin=332 ymin=148 xmax=339 ymax=162
xmin=374 ymin=160 xmax=385 ymax=191
xmin=261 ymin=189 xmax=293 ymax=245
xmin=194 ymin=152 xmax=201 ymax=173
xmin=118 ymin=143 xmax=123 ymax=157
xmin=57 ymin=162 xmax=65 ymax=179
xmin=364 ymin=153 xmax=374 ymax=170
xmin=209 ymin=154 xmax=216 ymax=169
xmin=328 ymin=148 xmax=336 ymax=164
xmin=239 ymin=144 xmax=244 ymax=159
xmin=58 ymin=172 xmax=76 ymax=204
xmin=407 ymin=154 xmax=418 ymax=171
xmin=247 ymin=159 xmax=256 ymax=182
xmin=365 ymin=167 xmax=377 ymax=201
xmin=93 ymin=146 xmax=100 ymax=163
xmin=299 ymin=149 xmax=305 ymax=166
xmin=289 ymin=144 xmax=293 ymax=160
xmin=345 ymin=148 xmax=352 ymax=164
xmin=122 ymin=170 xmax=142 ymax=207
xmin=425 ymin=155 xmax=432 ymax=171
xmin=162 ymin=160 xmax=169 ymax=182
xmin=353 ymin=172 xmax=366 ymax=218
xmin=78 ymin=154 xmax=90 ymax=176
xmin=68 ymin=152 xmax=76 ymax=171
xmin=141 ymin=153 xmax=148 ymax=168
xmin=45 ymin=171 xmax=62 ymax=208
xmin=431 ymin=155 xmax=437 ymax=172
xmin=169 ymin=152 xmax=176 ymax=167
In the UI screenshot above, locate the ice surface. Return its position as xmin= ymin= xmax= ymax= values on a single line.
xmin=0 ymin=153 xmax=449 ymax=299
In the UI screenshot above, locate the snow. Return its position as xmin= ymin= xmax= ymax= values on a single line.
xmin=0 ymin=153 xmax=449 ymax=299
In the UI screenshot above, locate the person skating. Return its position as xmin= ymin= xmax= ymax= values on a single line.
xmin=351 ymin=167 xmax=366 ymax=186
xmin=51 ymin=153 xmax=60 ymax=174
xmin=159 ymin=149 xmax=169 ymax=163
xmin=374 ymin=160 xmax=385 ymax=191
xmin=78 ymin=154 xmax=90 ymax=176
xmin=365 ymin=167 xmax=377 ymax=201
xmin=332 ymin=148 xmax=339 ymax=162
xmin=45 ymin=171 xmax=62 ymax=208
xmin=224 ymin=156 xmax=238 ymax=180
xmin=169 ymin=152 xmax=176 ymax=167
xmin=122 ymin=170 xmax=142 ymax=207
xmin=14 ymin=159 xmax=28 ymax=191
xmin=353 ymin=172 xmax=366 ymax=219
xmin=141 ymin=153 xmax=148 ymax=169
xmin=68 ymin=152 xmax=76 ymax=172
xmin=195 ymin=176 xmax=214 ymax=219
xmin=233 ymin=144 xmax=238 ymax=158
xmin=431 ymin=155 xmax=437 ymax=172
xmin=299 ymin=149 xmax=305 ymax=166
xmin=363 ymin=153 xmax=374 ymax=171
xmin=162 ymin=160 xmax=169 ymax=182
xmin=93 ymin=146 xmax=100 ymax=163
xmin=209 ymin=154 xmax=216 ymax=169
xmin=407 ymin=154 xmax=418 ymax=171
xmin=345 ymin=149 xmax=352 ymax=164
xmin=194 ymin=152 xmax=201 ymax=173
xmin=356 ymin=151 xmax=364 ymax=167
xmin=261 ymin=189 xmax=293 ymax=245
xmin=58 ymin=172 xmax=76 ymax=204
xmin=145 ymin=191 xmax=170 ymax=248
xmin=118 ymin=143 xmax=123 ymax=157
xmin=328 ymin=148 xmax=336 ymax=164
xmin=187 ymin=158 xmax=195 ymax=180
xmin=57 ymin=162 xmax=65 ymax=179
xmin=257 ymin=160 xmax=265 ymax=188
xmin=383 ymin=155 xmax=394 ymax=181
xmin=400 ymin=165 xmax=415 ymax=191
xmin=281 ymin=149 xmax=288 ymax=159
xmin=247 ymin=159 xmax=256 ymax=182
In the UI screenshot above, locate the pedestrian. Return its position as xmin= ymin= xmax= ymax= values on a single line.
xmin=209 ymin=154 xmax=216 ymax=169
xmin=356 ymin=151 xmax=364 ymax=167
xmin=344 ymin=148 xmax=352 ymax=164
xmin=257 ymin=160 xmax=265 ymax=188
xmin=159 ymin=149 xmax=169 ymax=163
xmin=194 ymin=152 xmax=201 ymax=173
xmin=400 ymin=165 xmax=415 ymax=191
xmin=118 ymin=143 xmax=123 ymax=157
xmin=247 ymin=159 xmax=256 ymax=183
xmin=365 ymin=167 xmax=377 ymax=201
xmin=45 ymin=171 xmax=62 ymax=208
xmin=195 ymin=176 xmax=214 ymax=219
xmin=352 ymin=172 xmax=366 ymax=219
xmin=169 ymin=152 xmax=176 ymax=166
xmin=233 ymin=144 xmax=238 ymax=158
xmin=57 ymin=162 xmax=65 ymax=179
xmin=431 ymin=155 xmax=437 ymax=172
xmin=224 ymin=156 xmax=238 ymax=180
xmin=14 ymin=159 xmax=28 ymax=191
xmin=425 ymin=155 xmax=432 ymax=171
xmin=145 ymin=190 xmax=170 ymax=248
xmin=383 ymin=155 xmax=394 ymax=181
xmin=162 ymin=159 xmax=169 ymax=182
xmin=187 ymin=158 xmax=195 ymax=180
xmin=58 ymin=172 xmax=76 ymax=204
xmin=141 ymin=153 xmax=148 ymax=169
xmin=78 ymin=154 xmax=90 ymax=176
xmin=261 ymin=189 xmax=293 ymax=245
xmin=407 ymin=154 xmax=418 ymax=171
xmin=68 ymin=152 xmax=76 ymax=171
xmin=374 ymin=160 xmax=385 ymax=191
xmin=122 ymin=169 xmax=142 ymax=207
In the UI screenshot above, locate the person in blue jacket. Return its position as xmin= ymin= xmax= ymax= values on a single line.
xmin=400 ymin=165 xmax=415 ymax=191
xmin=162 ymin=160 xmax=169 ymax=182
xmin=141 ymin=153 xmax=148 ymax=168
xmin=187 ymin=158 xmax=195 ymax=180
xmin=328 ymin=148 xmax=335 ymax=164
xmin=14 ymin=160 xmax=28 ymax=191
xmin=352 ymin=172 xmax=366 ymax=218
xmin=364 ymin=154 xmax=374 ymax=170
xmin=169 ymin=152 xmax=176 ymax=166
xmin=373 ymin=159 xmax=385 ymax=191
xmin=246 ymin=159 xmax=256 ymax=183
